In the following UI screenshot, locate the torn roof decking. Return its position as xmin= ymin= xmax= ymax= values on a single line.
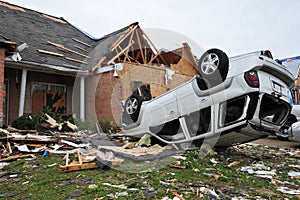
xmin=0 ymin=1 xmax=156 ymax=73
xmin=0 ymin=1 xmax=196 ymax=75
xmin=0 ymin=1 xmax=97 ymax=71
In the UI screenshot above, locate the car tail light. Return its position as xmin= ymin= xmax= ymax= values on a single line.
xmin=244 ymin=70 xmax=259 ymax=88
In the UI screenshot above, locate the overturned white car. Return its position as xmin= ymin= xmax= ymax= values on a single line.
xmin=121 ymin=49 xmax=294 ymax=149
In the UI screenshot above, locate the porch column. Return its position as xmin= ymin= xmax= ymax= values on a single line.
xmin=18 ymin=68 xmax=27 ymax=117
xmin=80 ymin=76 xmax=85 ymax=120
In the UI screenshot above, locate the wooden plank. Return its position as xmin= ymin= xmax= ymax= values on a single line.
xmin=65 ymin=152 xmax=69 ymax=166
xmin=108 ymin=41 xmax=135 ymax=64
xmin=141 ymin=30 xmax=167 ymax=65
xmin=169 ymin=190 xmax=185 ymax=200
xmin=0 ymin=154 xmax=35 ymax=162
xmin=74 ymin=45 xmax=89 ymax=53
xmin=7 ymin=142 xmax=12 ymax=154
xmin=72 ymin=38 xmax=92 ymax=48
xmin=91 ymin=56 xmax=107 ymax=72
xmin=111 ymin=24 xmax=138 ymax=51
xmin=47 ymin=41 xmax=64 ymax=48
xmin=77 ymin=151 xmax=82 ymax=164
xmin=48 ymin=41 xmax=91 ymax=58
xmin=59 ymin=162 xmax=99 ymax=173
xmin=123 ymin=29 xmax=135 ymax=61
xmin=8 ymin=137 xmax=59 ymax=143
xmin=65 ymin=57 xmax=88 ymax=64
xmin=37 ymin=49 xmax=64 ymax=57
xmin=135 ymin=29 xmax=146 ymax=64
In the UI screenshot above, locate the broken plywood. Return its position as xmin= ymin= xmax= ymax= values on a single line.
xmin=170 ymin=57 xmax=198 ymax=77
xmin=150 ymin=83 xmax=169 ymax=98
xmin=119 ymin=63 xmax=194 ymax=100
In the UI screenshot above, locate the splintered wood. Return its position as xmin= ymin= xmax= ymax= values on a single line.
xmin=59 ymin=151 xmax=99 ymax=173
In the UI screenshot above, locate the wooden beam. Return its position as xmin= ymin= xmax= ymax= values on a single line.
xmin=72 ymin=38 xmax=92 ymax=48
xmin=48 ymin=41 xmax=91 ymax=58
xmin=111 ymin=24 xmax=138 ymax=51
xmin=77 ymin=151 xmax=83 ymax=164
xmin=59 ymin=162 xmax=99 ymax=173
xmin=65 ymin=152 xmax=69 ymax=166
xmin=91 ymin=56 xmax=107 ymax=72
xmin=37 ymin=49 xmax=64 ymax=57
xmin=74 ymin=45 xmax=89 ymax=53
xmin=108 ymin=41 xmax=135 ymax=64
xmin=123 ymin=28 xmax=135 ymax=62
xmin=135 ymin=29 xmax=146 ymax=64
xmin=65 ymin=57 xmax=88 ymax=64
xmin=141 ymin=30 xmax=167 ymax=65
xmin=7 ymin=142 xmax=12 ymax=154
xmin=0 ymin=154 xmax=35 ymax=162
xmin=111 ymin=25 xmax=134 ymax=48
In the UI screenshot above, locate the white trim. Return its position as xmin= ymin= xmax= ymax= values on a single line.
xmin=18 ymin=69 xmax=27 ymax=117
xmin=80 ymin=77 xmax=85 ymax=120
xmin=96 ymin=63 xmax=123 ymax=74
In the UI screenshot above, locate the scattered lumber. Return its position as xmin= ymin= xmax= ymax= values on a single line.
xmin=48 ymin=41 xmax=91 ymax=58
xmin=0 ymin=154 xmax=35 ymax=162
xmin=72 ymin=38 xmax=92 ymax=48
xmin=37 ymin=49 xmax=64 ymax=57
xmin=59 ymin=151 xmax=99 ymax=173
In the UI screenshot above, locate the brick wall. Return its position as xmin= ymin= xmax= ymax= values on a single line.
xmin=0 ymin=49 xmax=4 ymax=126
xmin=86 ymin=63 xmax=194 ymax=125
xmin=85 ymin=71 xmax=122 ymax=123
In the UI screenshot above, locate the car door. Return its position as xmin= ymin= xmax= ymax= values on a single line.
xmin=144 ymin=90 xmax=180 ymax=127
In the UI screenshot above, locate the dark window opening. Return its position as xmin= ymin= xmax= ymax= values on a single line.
xmin=222 ymin=96 xmax=246 ymax=125
xmin=259 ymin=95 xmax=290 ymax=125
xmin=185 ymin=106 xmax=211 ymax=136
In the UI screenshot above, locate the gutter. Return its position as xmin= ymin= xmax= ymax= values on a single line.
xmin=5 ymin=60 xmax=89 ymax=76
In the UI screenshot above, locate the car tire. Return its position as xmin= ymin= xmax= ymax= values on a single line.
xmin=276 ymin=114 xmax=297 ymax=141
xmin=197 ymin=48 xmax=229 ymax=88
xmin=123 ymin=94 xmax=143 ymax=124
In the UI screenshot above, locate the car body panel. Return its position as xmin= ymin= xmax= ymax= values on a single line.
xmin=121 ymin=50 xmax=294 ymax=149
xmin=288 ymin=121 xmax=300 ymax=142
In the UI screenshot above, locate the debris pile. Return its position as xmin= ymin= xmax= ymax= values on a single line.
xmin=0 ymin=112 xmax=127 ymax=172
xmin=0 ymin=116 xmax=174 ymax=173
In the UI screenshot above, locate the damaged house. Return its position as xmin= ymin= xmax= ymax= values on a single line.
xmin=0 ymin=1 xmax=199 ymax=127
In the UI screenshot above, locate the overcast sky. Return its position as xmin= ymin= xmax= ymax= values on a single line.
xmin=3 ymin=0 xmax=300 ymax=59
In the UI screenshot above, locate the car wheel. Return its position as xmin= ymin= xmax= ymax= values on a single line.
xmin=123 ymin=94 xmax=143 ymax=124
xmin=197 ymin=48 xmax=229 ymax=88
xmin=276 ymin=114 xmax=297 ymax=141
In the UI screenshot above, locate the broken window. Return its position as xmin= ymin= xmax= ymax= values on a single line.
xmin=31 ymin=82 xmax=67 ymax=114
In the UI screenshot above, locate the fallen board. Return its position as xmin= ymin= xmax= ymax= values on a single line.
xmin=59 ymin=162 xmax=99 ymax=173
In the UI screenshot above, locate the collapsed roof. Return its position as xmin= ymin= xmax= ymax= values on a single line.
xmin=0 ymin=1 xmax=197 ymax=75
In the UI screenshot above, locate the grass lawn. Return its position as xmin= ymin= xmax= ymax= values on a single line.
xmin=0 ymin=143 xmax=299 ymax=199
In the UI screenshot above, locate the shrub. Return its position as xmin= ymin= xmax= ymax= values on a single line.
xmin=98 ymin=119 xmax=120 ymax=134
xmin=11 ymin=115 xmax=36 ymax=130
